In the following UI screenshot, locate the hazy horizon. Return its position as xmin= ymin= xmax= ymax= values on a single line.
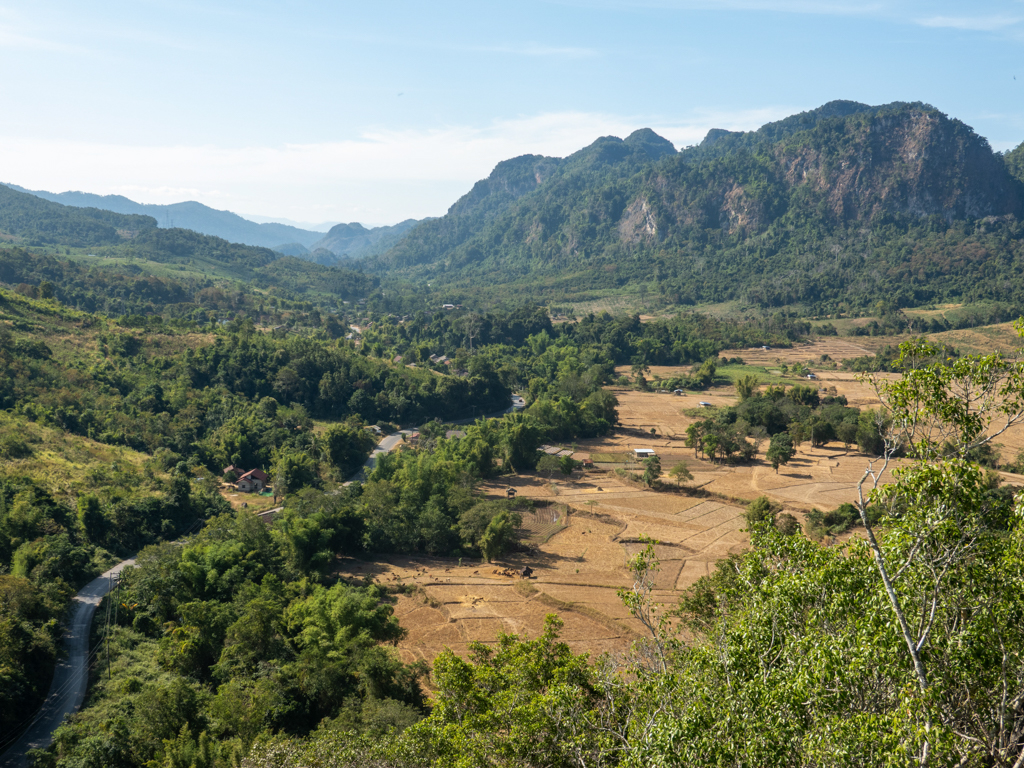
xmin=2 ymin=0 xmax=1022 ymax=222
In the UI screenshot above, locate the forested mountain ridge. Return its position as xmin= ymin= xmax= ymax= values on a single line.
xmin=377 ymin=128 xmax=676 ymax=273
xmin=2 ymin=183 xmax=422 ymax=258
xmin=368 ymin=101 xmax=1024 ymax=312
xmin=0 ymin=183 xmax=381 ymax=317
xmin=0 ymin=183 xmax=158 ymax=247
xmin=2 ymin=184 xmax=326 ymax=249
xmin=308 ymin=218 xmax=421 ymax=262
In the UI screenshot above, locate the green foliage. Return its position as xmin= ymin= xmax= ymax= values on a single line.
xmin=457 ymin=501 xmax=523 ymax=561
xmin=399 ymin=615 xmax=614 ymax=766
xmin=45 ymin=508 xmax=427 ymax=768
xmin=0 ymin=575 xmax=67 ymax=741
xmin=324 ymin=421 xmax=377 ymax=478
xmin=273 ymin=452 xmax=320 ymax=497
xmin=641 ymin=455 xmax=662 ymax=487
xmin=766 ymin=431 xmax=795 ymax=472
xmin=805 ymin=503 xmax=860 ymax=540
xmin=667 ymin=461 xmax=693 ymax=486
xmin=744 ymin=495 xmax=780 ymax=525
xmin=736 ymin=373 xmax=760 ymax=401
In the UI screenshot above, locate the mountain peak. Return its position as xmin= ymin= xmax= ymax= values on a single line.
xmin=624 ymin=128 xmax=677 ymax=160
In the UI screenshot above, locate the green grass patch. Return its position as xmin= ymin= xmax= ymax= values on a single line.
xmin=591 ymin=452 xmax=631 ymax=463
xmin=711 ymin=364 xmax=793 ymax=386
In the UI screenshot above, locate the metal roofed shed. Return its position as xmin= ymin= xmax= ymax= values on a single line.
xmin=633 ymin=448 xmax=656 ymax=459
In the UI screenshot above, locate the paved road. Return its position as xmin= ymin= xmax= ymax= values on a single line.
xmin=0 ymin=559 xmax=135 ymax=768
xmin=1 ymin=429 xmax=418 ymax=763
xmin=345 ymin=430 xmax=412 ymax=484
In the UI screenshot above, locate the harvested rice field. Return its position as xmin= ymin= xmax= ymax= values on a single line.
xmin=332 ymin=332 xmax=1024 ymax=668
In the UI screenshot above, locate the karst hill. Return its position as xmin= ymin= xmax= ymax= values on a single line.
xmin=367 ymin=101 xmax=1024 ymax=311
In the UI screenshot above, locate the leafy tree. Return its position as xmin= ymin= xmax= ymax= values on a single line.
xmin=324 ymin=421 xmax=375 ymax=479
xmin=743 ymin=495 xmax=781 ymax=531
xmin=496 ymin=413 xmax=541 ymax=473
xmin=668 ymin=461 xmax=694 ymax=487
xmin=273 ymin=452 xmax=319 ymax=498
xmin=765 ymin=431 xmax=794 ymax=473
xmin=641 ymin=456 xmax=662 ymax=487
xmin=401 ymin=615 xmax=619 ymax=766
xmin=478 ymin=510 xmax=520 ymax=563
xmin=457 ymin=502 xmax=523 ymax=562
xmin=536 ymin=454 xmax=561 ymax=478
xmin=558 ymin=455 xmax=579 ymax=477
xmin=736 ymin=374 xmax=760 ymax=401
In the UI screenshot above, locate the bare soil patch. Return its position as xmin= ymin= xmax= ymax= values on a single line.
xmin=720 ymin=339 xmax=874 ymax=366
xmin=338 ymin=368 xmax=919 ymax=666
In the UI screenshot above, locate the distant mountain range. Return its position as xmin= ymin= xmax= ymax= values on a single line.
xmin=1 ymin=184 xmax=420 ymax=259
xmin=305 ymin=220 xmax=422 ymax=264
xmin=5 ymin=100 xmax=1024 ymax=315
xmin=367 ymin=100 xmax=1024 ymax=311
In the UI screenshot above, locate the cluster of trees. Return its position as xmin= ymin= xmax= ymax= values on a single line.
xmin=1 ymin=289 xmax=509 ymax=475
xmin=361 ymin=309 xmax=799 ymax=384
xmin=0 ymin=457 xmax=231 ymax=739
xmin=226 ymin=334 xmax=1024 ymax=768
xmin=43 ymin=506 xmax=427 ymax=768
xmin=684 ymin=382 xmax=885 ymax=466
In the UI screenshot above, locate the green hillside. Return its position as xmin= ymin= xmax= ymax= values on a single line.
xmin=368 ymin=101 xmax=1024 ymax=314
xmin=0 ymin=183 xmax=158 ymax=247
xmin=0 ymin=182 xmax=388 ymax=324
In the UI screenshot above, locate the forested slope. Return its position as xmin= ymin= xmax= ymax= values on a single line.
xmin=370 ymin=101 xmax=1024 ymax=313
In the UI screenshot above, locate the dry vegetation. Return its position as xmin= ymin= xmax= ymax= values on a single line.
xmin=331 ymin=329 xmax=1024 ymax=666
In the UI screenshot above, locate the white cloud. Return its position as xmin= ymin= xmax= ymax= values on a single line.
xmin=0 ymin=108 xmax=793 ymax=223
xmin=916 ymin=14 xmax=1021 ymax=31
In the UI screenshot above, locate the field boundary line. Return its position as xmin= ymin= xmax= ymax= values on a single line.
xmin=532 ymin=592 xmax=639 ymax=638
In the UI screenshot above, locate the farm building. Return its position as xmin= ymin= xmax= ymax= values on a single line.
xmin=633 ymin=448 xmax=657 ymax=460
xmin=236 ymin=469 xmax=269 ymax=493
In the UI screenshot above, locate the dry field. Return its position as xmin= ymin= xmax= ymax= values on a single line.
xmin=334 ymin=333 xmax=1024 ymax=667
xmin=218 ymin=486 xmax=279 ymax=512
xmin=928 ymin=322 xmax=1023 ymax=357
xmin=720 ymin=338 xmax=875 ymax=365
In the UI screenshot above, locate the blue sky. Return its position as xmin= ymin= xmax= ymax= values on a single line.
xmin=2 ymin=0 xmax=1023 ymax=225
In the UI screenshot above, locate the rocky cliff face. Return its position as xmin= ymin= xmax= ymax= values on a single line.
xmin=638 ymin=104 xmax=1024 ymax=241
xmin=374 ymin=102 xmax=1024 ymax=282
xmin=775 ymin=108 xmax=1024 ymax=223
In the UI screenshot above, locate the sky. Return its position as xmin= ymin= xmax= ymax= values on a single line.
xmin=2 ymin=0 xmax=1024 ymax=226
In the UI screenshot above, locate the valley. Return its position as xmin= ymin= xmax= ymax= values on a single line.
xmin=4 ymin=97 xmax=1024 ymax=768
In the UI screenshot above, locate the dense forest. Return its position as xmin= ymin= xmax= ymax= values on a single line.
xmin=4 ymin=271 xmax=1023 ymax=765
xmin=363 ymin=101 xmax=1024 ymax=315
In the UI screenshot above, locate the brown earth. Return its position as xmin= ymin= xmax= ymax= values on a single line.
xmin=335 ymin=334 xmax=1024 ymax=666
xmin=721 ymin=339 xmax=874 ymax=365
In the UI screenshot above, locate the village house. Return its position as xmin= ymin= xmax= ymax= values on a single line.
xmin=223 ymin=466 xmax=270 ymax=493
xmin=236 ymin=469 xmax=269 ymax=493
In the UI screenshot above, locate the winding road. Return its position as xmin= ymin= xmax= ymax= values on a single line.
xmin=0 ymin=559 xmax=135 ymax=768
xmin=0 ymin=427 xmax=429 ymax=764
